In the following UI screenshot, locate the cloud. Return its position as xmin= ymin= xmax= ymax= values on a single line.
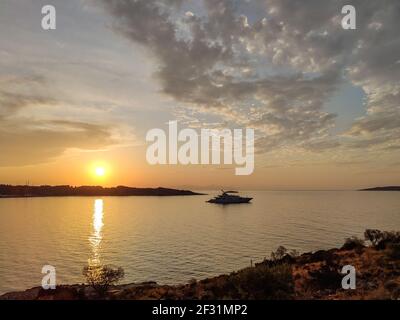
xmin=0 ymin=119 xmax=114 ymax=167
xmin=0 ymin=75 xmax=115 ymax=166
xmin=0 ymin=75 xmax=52 ymax=116
xmin=99 ymin=0 xmax=400 ymax=156
xmin=256 ymin=0 xmax=400 ymax=151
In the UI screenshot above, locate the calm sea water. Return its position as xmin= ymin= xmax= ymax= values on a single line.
xmin=1 ymin=191 xmax=400 ymax=294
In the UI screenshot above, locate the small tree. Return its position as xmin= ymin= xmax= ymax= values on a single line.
xmin=83 ymin=264 xmax=124 ymax=297
xmin=364 ymin=229 xmax=384 ymax=247
xmin=271 ymin=246 xmax=287 ymax=261
xmin=289 ymin=249 xmax=300 ymax=258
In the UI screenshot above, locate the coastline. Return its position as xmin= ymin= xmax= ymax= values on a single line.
xmin=2 ymin=231 xmax=399 ymax=300
xmin=359 ymin=186 xmax=400 ymax=192
xmin=0 ymin=185 xmax=204 ymax=198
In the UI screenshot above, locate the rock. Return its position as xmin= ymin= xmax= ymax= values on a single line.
xmin=78 ymin=286 xmax=97 ymax=299
xmin=0 ymin=287 xmax=41 ymax=300
xmin=37 ymin=286 xmax=79 ymax=300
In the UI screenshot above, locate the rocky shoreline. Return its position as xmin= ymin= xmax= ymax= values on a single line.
xmin=2 ymin=230 xmax=400 ymax=300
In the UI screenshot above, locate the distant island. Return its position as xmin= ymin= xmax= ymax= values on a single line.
xmin=360 ymin=186 xmax=400 ymax=191
xmin=0 ymin=184 xmax=203 ymax=198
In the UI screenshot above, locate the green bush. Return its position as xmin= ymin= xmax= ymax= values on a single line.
xmin=364 ymin=229 xmax=400 ymax=249
xmin=231 ymin=263 xmax=294 ymax=299
xmin=364 ymin=229 xmax=384 ymax=247
xmin=342 ymin=236 xmax=365 ymax=250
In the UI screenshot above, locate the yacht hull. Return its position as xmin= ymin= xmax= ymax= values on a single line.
xmin=207 ymin=197 xmax=253 ymax=204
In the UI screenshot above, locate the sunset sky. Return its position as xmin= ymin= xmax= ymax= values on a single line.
xmin=0 ymin=0 xmax=399 ymax=190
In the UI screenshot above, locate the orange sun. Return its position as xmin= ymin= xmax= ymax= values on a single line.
xmin=94 ymin=167 xmax=106 ymax=177
xmin=95 ymin=166 xmax=106 ymax=177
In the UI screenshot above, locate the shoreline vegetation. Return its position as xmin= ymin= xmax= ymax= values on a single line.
xmin=2 ymin=229 xmax=400 ymax=300
xmin=0 ymin=185 xmax=203 ymax=198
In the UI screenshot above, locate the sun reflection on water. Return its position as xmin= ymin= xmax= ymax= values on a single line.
xmin=89 ymin=199 xmax=104 ymax=266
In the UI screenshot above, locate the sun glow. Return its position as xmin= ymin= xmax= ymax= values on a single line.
xmin=95 ymin=167 xmax=106 ymax=177
xmin=90 ymin=162 xmax=110 ymax=180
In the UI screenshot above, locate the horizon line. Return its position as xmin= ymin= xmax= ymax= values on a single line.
xmin=1 ymin=183 xmax=398 ymax=192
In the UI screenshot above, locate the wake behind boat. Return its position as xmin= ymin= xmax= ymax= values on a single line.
xmin=207 ymin=190 xmax=253 ymax=204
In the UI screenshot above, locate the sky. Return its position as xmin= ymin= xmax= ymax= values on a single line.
xmin=0 ymin=0 xmax=399 ymax=190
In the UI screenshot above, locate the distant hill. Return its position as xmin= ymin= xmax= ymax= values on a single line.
xmin=360 ymin=186 xmax=400 ymax=191
xmin=0 ymin=184 xmax=203 ymax=198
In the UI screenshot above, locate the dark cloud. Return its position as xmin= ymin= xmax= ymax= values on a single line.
xmin=100 ymin=0 xmax=400 ymax=154
xmin=258 ymin=0 xmax=400 ymax=150
xmin=349 ymin=113 xmax=400 ymax=136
